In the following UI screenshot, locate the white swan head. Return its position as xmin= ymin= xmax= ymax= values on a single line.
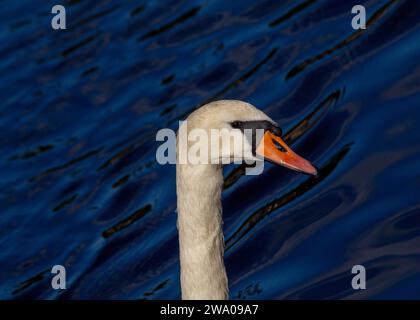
xmin=178 ymin=100 xmax=317 ymax=175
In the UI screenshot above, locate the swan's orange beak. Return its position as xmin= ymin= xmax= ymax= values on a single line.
xmin=256 ymin=131 xmax=317 ymax=176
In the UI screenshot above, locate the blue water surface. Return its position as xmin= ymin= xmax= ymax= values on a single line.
xmin=0 ymin=0 xmax=419 ymax=299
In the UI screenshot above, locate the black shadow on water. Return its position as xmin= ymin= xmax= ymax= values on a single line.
xmin=225 ymin=141 xmax=354 ymax=251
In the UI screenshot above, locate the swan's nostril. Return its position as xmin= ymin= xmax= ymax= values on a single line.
xmin=272 ymin=138 xmax=287 ymax=153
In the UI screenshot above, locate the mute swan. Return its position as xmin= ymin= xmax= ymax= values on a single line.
xmin=176 ymin=100 xmax=317 ymax=299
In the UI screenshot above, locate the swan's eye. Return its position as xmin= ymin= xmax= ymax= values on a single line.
xmin=271 ymin=126 xmax=283 ymax=137
xmin=231 ymin=121 xmax=243 ymax=128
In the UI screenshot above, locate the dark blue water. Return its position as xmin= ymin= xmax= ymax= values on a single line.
xmin=0 ymin=0 xmax=419 ymax=299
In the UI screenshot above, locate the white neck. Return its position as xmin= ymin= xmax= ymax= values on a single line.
xmin=176 ymin=162 xmax=228 ymax=299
